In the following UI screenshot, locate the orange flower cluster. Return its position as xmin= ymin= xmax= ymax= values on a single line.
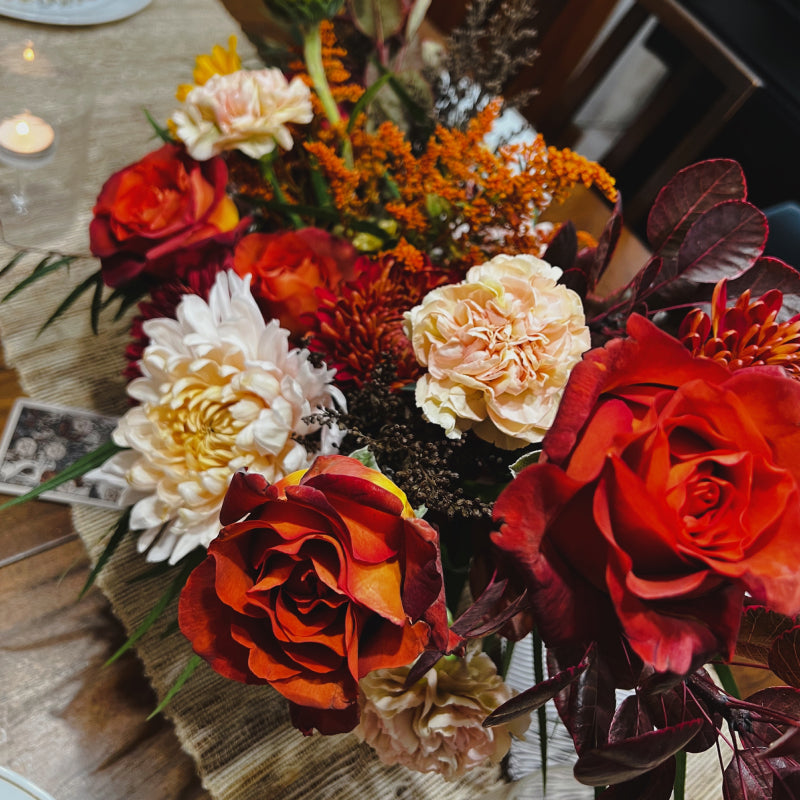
xmin=680 ymin=281 xmax=800 ymax=378
xmin=304 ymin=97 xmax=617 ymax=272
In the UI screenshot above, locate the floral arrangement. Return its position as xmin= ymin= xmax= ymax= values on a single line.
xmin=6 ymin=0 xmax=800 ymax=796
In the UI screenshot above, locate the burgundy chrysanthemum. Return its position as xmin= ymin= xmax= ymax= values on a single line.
xmin=306 ymin=255 xmax=454 ymax=389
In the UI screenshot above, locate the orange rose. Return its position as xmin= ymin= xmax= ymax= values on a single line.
xmin=233 ymin=228 xmax=358 ymax=336
xmin=178 ymin=455 xmax=448 ymax=734
xmin=90 ymin=143 xmax=239 ymax=287
xmin=492 ymin=315 xmax=800 ymax=678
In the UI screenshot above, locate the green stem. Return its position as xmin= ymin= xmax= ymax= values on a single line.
xmin=673 ymin=749 xmax=687 ymax=800
xmin=302 ymin=23 xmax=353 ymax=168
xmin=713 ymin=662 xmax=741 ymax=699
xmin=261 ymin=157 xmax=303 ymax=229
xmin=532 ymin=630 xmax=547 ymax=794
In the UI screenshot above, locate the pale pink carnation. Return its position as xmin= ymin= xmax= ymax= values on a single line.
xmin=173 ymin=68 xmax=313 ymax=160
xmin=403 ymin=253 xmax=590 ymax=449
xmin=355 ymin=648 xmax=529 ymax=781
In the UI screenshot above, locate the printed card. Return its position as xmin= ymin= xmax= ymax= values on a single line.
xmin=0 ymin=398 xmax=124 ymax=509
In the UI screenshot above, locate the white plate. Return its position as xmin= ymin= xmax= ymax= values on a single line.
xmin=0 ymin=767 xmax=55 ymax=800
xmin=0 ymin=0 xmax=151 ymax=26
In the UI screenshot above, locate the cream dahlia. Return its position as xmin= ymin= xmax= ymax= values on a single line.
xmin=97 ymin=271 xmax=344 ymax=564
xmin=173 ymin=68 xmax=313 ymax=160
xmin=355 ymin=646 xmax=529 ymax=780
xmin=403 ymin=253 xmax=590 ymax=449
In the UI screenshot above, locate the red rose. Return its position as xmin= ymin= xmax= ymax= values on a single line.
xmin=90 ymin=143 xmax=240 ymax=287
xmin=233 ymin=228 xmax=358 ymax=336
xmin=178 ymin=455 xmax=448 ymax=735
xmin=492 ymin=315 xmax=800 ymax=677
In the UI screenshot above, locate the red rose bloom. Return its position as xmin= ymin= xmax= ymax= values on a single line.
xmin=233 ymin=228 xmax=358 ymax=337
xmin=178 ymin=455 xmax=448 ymax=735
xmin=492 ymin=315 xmax=800 ymax=677
xmin=90 ymin=143 xmax=239 ymax=287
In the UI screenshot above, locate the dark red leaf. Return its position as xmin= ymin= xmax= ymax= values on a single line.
xmin=646 ymin=671 xmax=720 ymax=753
xmin=723 ymin=749 xmax=800 ymax=800
xmin=736 ymin=606 xmax=795 ymax=666
xmin=449 ymin=577 xmax=526 ymax=639
xmin=545 ymin=220 xmax=578 ymax=273
xmin=609 ymin=695 xmax=654 ymax=744
xmin=598 ymin=757 xmax=676 ymax=800
xmin=769 ymin=627 xmax=800 ymax=688
xmin=727 ymin=258 xmax=800 ymax=319
xmin=483 ymin=654 xmax=589 ymax=727
xmin=588 ymin=192 xmax=623 ymax=290
xmin=574 ymin=719 xmax=704 ymax=786
xmin=677 ymin=200 xmax=767 ymax=283
xmin=551 ymin=645 xmax=616 ymax=755
xmin=746 ymin=687 xmax=800 ymax=756
xmin=647 ymin=159 xmax=747 ymax=257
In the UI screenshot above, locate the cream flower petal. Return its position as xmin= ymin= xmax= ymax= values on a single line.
xmin=92 ymin=271 xmax=344 ymax=564
xmin=404 ymin=253 xmax=590 ymax=449
xmin=173 ymin=69 xmax=313 ymax=161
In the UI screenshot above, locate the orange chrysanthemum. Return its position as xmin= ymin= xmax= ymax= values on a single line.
xmin=307 ymin=256 xmax=453 ymax=388
xmin=680 ymin=279 xmax=800 ymax=377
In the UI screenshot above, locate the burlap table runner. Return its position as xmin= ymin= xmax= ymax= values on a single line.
xmin=0 ymin=2 xmax=725 ymax=796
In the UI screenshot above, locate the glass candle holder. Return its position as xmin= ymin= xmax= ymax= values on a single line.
xmin=0 ymin=39 xmax=94 ymax=245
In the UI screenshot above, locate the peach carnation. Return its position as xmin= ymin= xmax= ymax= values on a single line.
xmin=173 ymin=68 xmax=313 ymax=160
xmin=355 ymin=647 xmax=529 ymax=780
xmin=403 ymin=254 xmax=590 ymax=449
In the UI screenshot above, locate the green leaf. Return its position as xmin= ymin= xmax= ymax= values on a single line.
xmin=405 ymin=0 xmax=431 ymax=41
xmin=143 ymin=108 xmax=173 ymax=143
xmin=104 ymin=552 xmax=202 ymax=666
xmin=1 ymin=255 xmax=75 ymax=303
xmin=146 ymin=655 xmax=203 ymax=720
xmin=347 ymin=445 xmax=381 ymax=471
xmin=347 ymin=72 xmax=393 ymax=133
xmin=37 ymin=270 xmax=103 ymax=335
xmin=90 ymin=272 xmax=104 ymax=334
xmin=0 ymin=249 xmax=28 ymax=280
xmin=712 ymin=662 xmax=741 ymax=699
xmin=79 ymin=506 xmax=132 ymax=598
xmin=509 ymin=446 xmax=543 ymax=477
xmin=0 ymin=439 xmax=126 ymax=510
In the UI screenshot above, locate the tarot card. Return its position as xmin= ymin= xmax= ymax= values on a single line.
xmin=0 ymin=398 xmax=124 ymax=509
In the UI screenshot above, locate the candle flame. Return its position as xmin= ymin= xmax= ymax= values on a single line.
xmin=15 ymin=120 xmax=31 ymax=137
xmin=22 ymin=41 xmax=35 ymax=62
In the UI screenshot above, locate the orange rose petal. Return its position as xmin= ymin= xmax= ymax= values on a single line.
xmin=342 ymin=559 xmax=405 ymax=624
xmin=567 ymin=398 xmax=635 ymax=482
xmin=357 ymin=617 xmax=430 ymax=677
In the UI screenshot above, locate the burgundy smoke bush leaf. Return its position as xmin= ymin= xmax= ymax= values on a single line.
xmin=677 ymin=200 xmax=768 ymax=283
xmin=587 ymin=192 xmax=623 ymax=290
xmin=608 ymin=695 xmax=654 ymax=744
xmin=746 ymin=687 xmax=800 ymax=757
xmin=723 ymin=749 xmax=800 ymax=800
xmin=736 ymin=606 xmax=795 ymax=666
xmin=545 ymin=220 xmax=578 ymax=273
xmin=573 ymin=719 xmax=703 ymax=786
xmin=551 ymin=645 xmax=616 ymax=756
xmin=483 ymin=655 xmax=589 ymax=727
xmin=647 ymin=159 xmax=747 ymax=257
xmin=646 ymin=671 xmax=720 ymax=753
xmin=727 ymin=258 xmax=800 ymax=319
xmin=597 ymin=757 xmax=676 ymax=800
xmin=769 ymin=627 xmax=800 ymax=688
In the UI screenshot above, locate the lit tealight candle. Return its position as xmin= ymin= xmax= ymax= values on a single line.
xmin=0 ymin=112 xmax=55 ymax=156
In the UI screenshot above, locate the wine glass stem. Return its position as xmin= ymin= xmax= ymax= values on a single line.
xmin=10 ymin=170 xmax=29 ymax=215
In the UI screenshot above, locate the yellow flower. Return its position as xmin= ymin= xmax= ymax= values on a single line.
xmin=176 ymin=35 xmax=242 ymax=102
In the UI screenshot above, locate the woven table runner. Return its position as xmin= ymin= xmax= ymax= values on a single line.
xmin=0 ymin=1 xmax=724 ymax=796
